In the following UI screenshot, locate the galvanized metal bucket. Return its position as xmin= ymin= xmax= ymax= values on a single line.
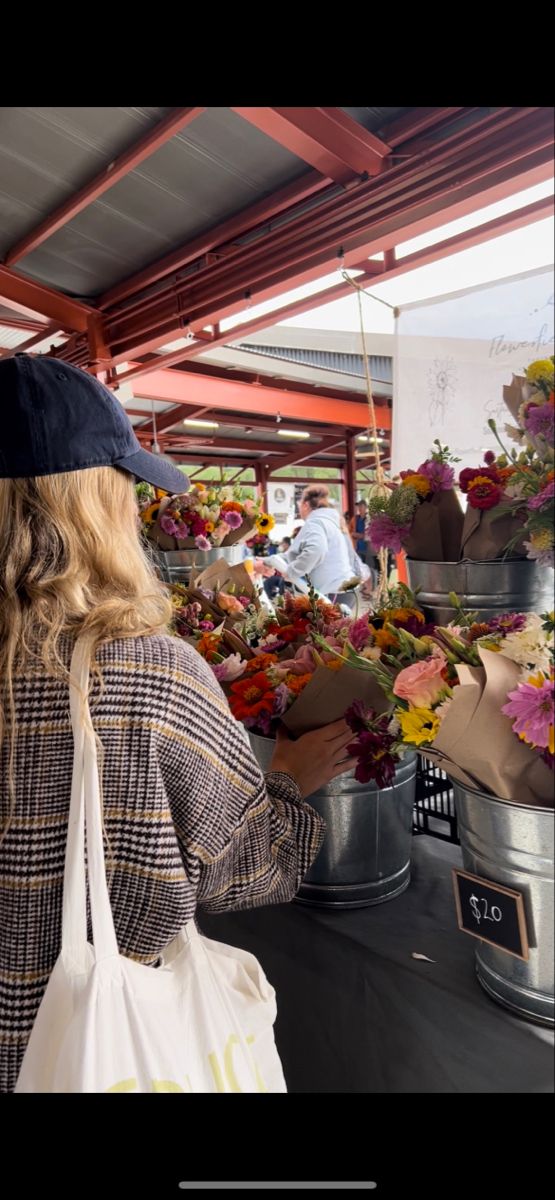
xmin=249 ymin=732 xmax=417 ymax=909
xmin=406 ymin=558 xmax=554 ymax=625
xmin=453 ymin=781 xmax=554 ymax=1027
xmin=152 ymin=544 xmax=251 ymax=585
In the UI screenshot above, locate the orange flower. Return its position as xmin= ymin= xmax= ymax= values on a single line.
xmin=229 ymin=673 xmax=276 ymax=722
xmin=401 ymin=472 xmax=431 ymax=497
xmin=284 ymin=672 xmax=313 ymax=695
xmin=244 ymin=653 xmax=278 ymax=674
xmin=387 ymin=607 xmax=424 ymax=625
xmin=324 ymin=658 xmax=345 ymax=671
xmin=267 ymin=622 xmax=299 ymax=644
xmin=371 ymin=625 xmax=399 ymax=650
xmin=221 ymin=501 xmax=243 ymax=513
xmin=497 ymin=466 xmax=517 ymax=483
xmin=197 ymin=633 xmax=222 ymax=662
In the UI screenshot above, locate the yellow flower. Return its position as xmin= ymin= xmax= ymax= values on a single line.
xmin=205 ymin=521 xmax=215 ymax=533
xmin=525 ymin=359 xmax=554 ymax=384
xmin=401 ymin=472 xmax=431 ymax=497
xmin=141 ymin=501 xmax=162 ymax=526
xmin=397 ymin=706 xmax=440 ymax=746
xmin=530 ymin=528 xmax=554 ymax=551
xmin=256 ymin=512 xmax=275 ymax=534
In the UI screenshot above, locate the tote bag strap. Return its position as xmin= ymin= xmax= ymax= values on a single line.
xmin=61 ymin=637 xmax=119 ymax=969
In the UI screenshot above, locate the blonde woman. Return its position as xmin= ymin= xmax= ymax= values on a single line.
xmin=0 ymin=355 xmax=354 ymax=1093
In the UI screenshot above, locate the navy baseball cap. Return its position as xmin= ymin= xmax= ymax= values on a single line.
xmin=0 ymin=353 xmax=189 ymax=494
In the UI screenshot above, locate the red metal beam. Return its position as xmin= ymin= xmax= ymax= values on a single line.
xmin=99 ymin=170 xmax=329 ymax=310
xmin=2 ymin=320 xmax=61 ymax=355
xmin=384 ymin=107 xmax=467 ymax=148
xmin=232 ymin=107 xmax=390 ymax=183
xmin=260 ymin=438 xmax=346 ymax=473
xmin=0 ymin=264 xmax=94 ymax=332
xmin=130 ymin=368 xmax=379 ymax=430
xmin=0 ymin=314 xmax=49 ymax=332
xmin=4 ymin=107 xmax=205 ymax=267
xmin=136 ymin=403 xmax=211 ymax=438
xmin=98 ymin=111 xmax=554 ymax=364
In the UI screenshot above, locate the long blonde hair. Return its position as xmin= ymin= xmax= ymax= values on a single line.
xmin=0 ymin=467 xmax=171 ymax=835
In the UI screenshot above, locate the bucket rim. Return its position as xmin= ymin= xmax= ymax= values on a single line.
xmin=452 ymin=777 xmax=554 ymax=816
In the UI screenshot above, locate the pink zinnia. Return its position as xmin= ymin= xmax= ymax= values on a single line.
xmin=528 ymin=480 xmax=555 ymax=510
xmin=349 ymin=615 xmax=372 ymax=653
xmin=195 ymin=535 xmax=211 ymax=551
xmin=502 ymin=676 xmax=554 ymax=753
xmin=223 ymin=509 xmax=243 ymax=529
xmin=417 ymin=459 xmax=455 ymax=492
xmin=160 ymin=515 xmax=179 ymax=536
xmin=368 ymin=514 xmax=410 ymax=554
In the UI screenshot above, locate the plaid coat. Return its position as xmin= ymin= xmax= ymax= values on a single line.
xmin=0 ymin=634 xmax=324 ymax=1092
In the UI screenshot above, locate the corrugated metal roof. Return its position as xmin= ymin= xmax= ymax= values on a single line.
xmin=0 ymin=107 xmax=311 ymax=297
xmin=234 ymin=342 xmax=393 ymax=388
xmin=0 ymin=324 xmax=31 ymax=349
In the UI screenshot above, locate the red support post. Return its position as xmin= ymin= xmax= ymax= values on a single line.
xmin=345 ymin=434 xmax=357 ymax=515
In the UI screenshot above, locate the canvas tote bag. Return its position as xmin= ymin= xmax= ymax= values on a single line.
xmin=15 ymin=637 xmax=286 ymax=1093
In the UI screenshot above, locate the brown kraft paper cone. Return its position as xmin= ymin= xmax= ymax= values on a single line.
xmin=460 ymin=507 xmax=527 ymax=560
xmin=281 ymin=663 xmax=390 ymax=736
xmin=220 ymin=515 xmax=255 ymax=547
xmin=437 ymin=648 xmax=553 ymax=806
xmin=404 ymin=491 xmax=464 ymax=561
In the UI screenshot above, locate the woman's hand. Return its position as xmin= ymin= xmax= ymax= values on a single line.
xmin=269 ymin=721 xmax=356 ymax=799
xmin=253 ymin=559 xmax=276 ymax=577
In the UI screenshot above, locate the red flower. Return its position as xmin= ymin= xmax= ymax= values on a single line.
xmin=267 ymin=622 xmax=299 ymax=644
xmin=229 ymin=673 xmax=276 ymax=722
xmin=459 ymin=465 xmax=500 ymax=493
xmin=466 ymin=475 xmax=502 ymax=510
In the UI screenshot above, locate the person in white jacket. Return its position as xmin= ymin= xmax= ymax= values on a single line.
xmin=253 ymin=484 xmax=354 ymax=598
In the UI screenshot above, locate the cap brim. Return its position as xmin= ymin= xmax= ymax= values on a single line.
xmin=116 ymin=448 xmax=189 ymax=495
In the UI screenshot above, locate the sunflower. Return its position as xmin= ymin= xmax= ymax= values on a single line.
xmin=256 ymin=513 xmax=275 ymax=534
xmin=141 ymin=501 xmax=162 ymax=526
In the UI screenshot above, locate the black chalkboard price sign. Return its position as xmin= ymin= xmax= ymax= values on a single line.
xmin=452 ymin=868 xmax=529 ymax=961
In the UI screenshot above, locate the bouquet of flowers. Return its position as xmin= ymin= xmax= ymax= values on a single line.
xmin=176 ymin=582 xmax=436 ymax=785
xmin=137 ymin=482 xmax=271 ymax=551
xmin=167 ymin=558 xmax=259 ymax=642
xmin=367 ymin=357 xmax=554 ymax=565
xmin=366 ymin=441 xmax=464 ymax=561
xmin=333 ymin=595 xmax=554 ymax=806
xmin=482 ymin=356 xmax=554 ymax=567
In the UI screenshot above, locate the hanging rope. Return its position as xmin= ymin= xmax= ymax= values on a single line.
xmin=341 ymin=268 xmax=390 ymax=604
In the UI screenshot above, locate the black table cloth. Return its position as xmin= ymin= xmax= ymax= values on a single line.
xmin=199 ymin=835 xmax=554 ymax=1093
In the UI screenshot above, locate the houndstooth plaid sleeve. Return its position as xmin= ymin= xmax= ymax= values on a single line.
xmin=157 ymin=641 xmax=325 ymax=913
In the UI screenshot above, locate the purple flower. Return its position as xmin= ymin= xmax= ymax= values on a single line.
xmin=195 ymin=535 xmax=211 ymax=551
xmin=347 ymin=730 xmax=398 ymax=787
xmin=528 ymin=480 xmax=555 ymax=510
xmin=175 ymin=522 xmax=189 ymax=540
xmin=211 ymin=654 xmax=246 ymax=683
xmin=348 ymin=615 xmax=372 ymax=653
xmin=417 ymin=459 xmax=455 ymax=492
xmin=199 ymin=620 xmax=215 ymax=632
xmin=488 ymin=612 xmax=528 ymax=635
xmin=368 ymin=515 xmax=411 ymax=554
xmin=223 ymin=510 xmax=243 ymax=529
xmin=525 ymin=403 xmax=555 ymax=441
xmin=160 ymin=515 xmax=179 ymax=536
xmin=345 ymin=700 xmax=375 ymax=734
xmin=502 ymin=676 xmax=554 ymax=751
xmin=274 ymin=683 xmax=293 ymax=715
